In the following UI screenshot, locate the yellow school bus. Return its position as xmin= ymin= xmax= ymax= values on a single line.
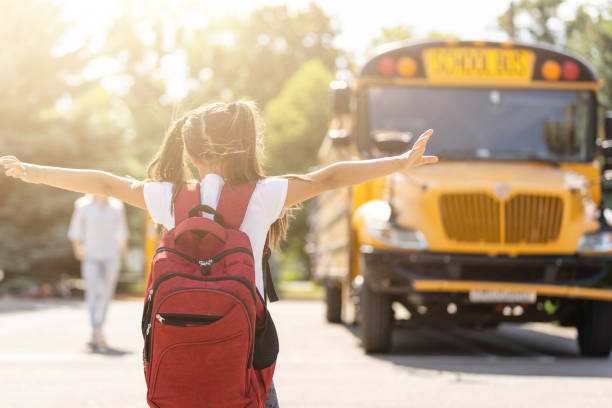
xmin=315 ymin=40 xmax=612 ymax=356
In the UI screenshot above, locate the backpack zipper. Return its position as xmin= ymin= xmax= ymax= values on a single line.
xmin=155 ymin=313 xmax=222 ymax=326
xmin=154 ymin=247 xmax=253 ymax=275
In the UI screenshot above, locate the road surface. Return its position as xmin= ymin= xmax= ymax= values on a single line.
xmin=0 ymin=298 xmax=611 ymax=407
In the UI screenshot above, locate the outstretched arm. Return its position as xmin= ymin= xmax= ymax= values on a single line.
xmin=0 ymin=156 xmax=145 ymax=209
xmin=284 ymin=129 xmax=437 ymax=207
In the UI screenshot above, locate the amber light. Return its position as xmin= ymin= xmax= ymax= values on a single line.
xmin=563 ymin=61 xmax=580 ymax=80
xmin=397 ymin=57 xmax=417 ymax=76
xmin=541 ymin=60 xmax=561 ymax=80
xmin=378 ymin=57 xmax=396 ymax=76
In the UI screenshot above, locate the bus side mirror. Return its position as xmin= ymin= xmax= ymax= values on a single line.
xmin=330 ymin=81 xmax=351 ymax=115
xmin=600 ymin=112 xmax=612 ymax=170
xmin=606 ymin=111 xmax=612 ymax=141
xmin=373 ymin=131 xmax=413 ymax=154
xmin=328 ymin=129 xmax=351 ymax=147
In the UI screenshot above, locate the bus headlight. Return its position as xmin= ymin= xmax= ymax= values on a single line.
xmin=576 ymin=230 xmax=612 ymax=253
xmin=365 ymin=221 xmax=428 ymax=250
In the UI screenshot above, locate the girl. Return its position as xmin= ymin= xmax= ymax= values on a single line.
xmin=1 ymin=101 xmax=437 ymax=407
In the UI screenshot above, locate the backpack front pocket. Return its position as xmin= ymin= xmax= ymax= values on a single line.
xmin=147 ymin=292 xmax=254 ymax=408
xmin=150 ymin=331 xmax=251 ymax=408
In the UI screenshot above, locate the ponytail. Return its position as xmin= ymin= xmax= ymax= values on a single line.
xmin=221 ymin=101 xmax=260 ymax=184
xmin=146 ymin=117 xmax=190 ymax=207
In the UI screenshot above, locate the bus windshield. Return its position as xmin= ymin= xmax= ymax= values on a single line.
xmin=366 ymin=87 xmax=596 ymax=162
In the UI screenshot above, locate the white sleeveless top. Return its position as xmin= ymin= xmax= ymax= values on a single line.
xmin=143 ymin=174 xmax=288 ymax=296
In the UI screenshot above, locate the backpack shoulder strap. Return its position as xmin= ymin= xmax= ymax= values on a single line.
xmin=173 ymin=183 xmax=201 ymax=227
xmin=263 ymin=233 xmax=279 ymax=303
xmin=217 ymin=182 xmax=279 ymax=303
xmin=216 ymin=182 xmax=257 ymax=229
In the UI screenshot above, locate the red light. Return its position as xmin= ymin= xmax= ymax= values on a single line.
xmin=563 ymin=61 xmax=580 ymax=81
xmin=378 ymin=57 xmax=396 ymax=76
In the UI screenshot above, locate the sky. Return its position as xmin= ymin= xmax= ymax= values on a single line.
xmin=280 ymin=0 xmax=512 ymax=49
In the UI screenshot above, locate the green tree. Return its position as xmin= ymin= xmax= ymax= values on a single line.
xmin=566 ymin=5 xmax=612 ymax=106
xmin=98 ymin=2 xmax=340 ymax=171
xmin=498 ymin=0 xmax=565 ymax=43
xmin=264 ymin=59 xmax=334 ymax=174
xmin=183 ymin=3 xmax=339 ymax=106
xmin=264 ymin=59 xmax=334 ymax=278
xmin=370 ymin=24 xmax=414 ymax=48
xmin=369 ymin=24 xmax=458 ymax=50
xmin=497 ymin=1 xmax=612 ymax=104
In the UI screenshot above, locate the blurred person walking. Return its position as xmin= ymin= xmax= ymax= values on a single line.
xmin=68 ymin=194 xmax=128 ymax=349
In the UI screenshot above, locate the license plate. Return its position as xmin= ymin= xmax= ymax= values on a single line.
xmin=423 ymin=47 xmax=534 ymax=82
xmin=469 ymin=289 xmax=537 ymax=304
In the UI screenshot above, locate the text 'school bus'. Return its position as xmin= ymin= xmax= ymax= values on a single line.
xmin=314 ymin=40 xmax=612 ymax=356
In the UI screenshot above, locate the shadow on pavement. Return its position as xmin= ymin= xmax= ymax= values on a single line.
xmin=0 ymin=298 xmax=81 ymax=314
xmin=343 ymin=322 xmax=612 ymax=378
xmin=87 ymin=346 xmax=132 ymax=357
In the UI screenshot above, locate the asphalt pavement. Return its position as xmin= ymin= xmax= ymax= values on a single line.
xmin=0 ymin=298 xmax=611 ymax=407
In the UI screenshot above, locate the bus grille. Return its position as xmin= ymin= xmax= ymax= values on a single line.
xmin=439 ymin=193 xmax=563 ymax=244
xmin=439 ymin=193 xmax=501 ymax=243
xmin=505 ymin=194 xmax=563 ymax=243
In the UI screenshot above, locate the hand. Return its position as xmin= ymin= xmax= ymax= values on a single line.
xmin=119 ymin=241 xmax=128 ymax=260
xmin=398 ymin=129 xmax=438 ymax=169
xmin=74 ymin=246 xmax=86 ymax=262
xmin=0 ymin=156 xmax=39 ymax=183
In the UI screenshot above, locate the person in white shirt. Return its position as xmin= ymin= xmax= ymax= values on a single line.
xmin=1 ymin=101 xmax=436 ymax=407
xmin=68 ymin=194 xmax=128 ymax=349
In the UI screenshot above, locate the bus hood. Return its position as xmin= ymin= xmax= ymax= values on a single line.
xmin=396 ymin=161 xmax=589 ymax=192
xmin=384 ymin=161 xmax=600 ymax=255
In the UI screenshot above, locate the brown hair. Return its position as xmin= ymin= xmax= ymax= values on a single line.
xmin=147 ymin=101 xmax=290 ymax=247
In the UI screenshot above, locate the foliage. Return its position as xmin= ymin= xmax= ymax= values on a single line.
xmin=498 ymin=0 xmax=565 ymax=44
xmin=497 ymin=1 xmax=612 ymax=104
xmin=98 ymin=1 xmax=340 ymax=171
xmin=185 ymin=3 xmax=339 ymax=106
xmin=369 ymin=24 xmax=459 ymax=51
xmin=566 ymin=4 xmax=612 ymax=106
xmin=264 ymin=59 xmax=335 ymax=174
xmin=264 ymin=59 xmax=334 ymax=278
xmin=369 ymin=24 xmax=414 ymax=48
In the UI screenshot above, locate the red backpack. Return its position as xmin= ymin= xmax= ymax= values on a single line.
xmin=141 ymin=182 xmax=279 ymax=408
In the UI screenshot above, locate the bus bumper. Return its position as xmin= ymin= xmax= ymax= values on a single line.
xmin=360 ymin=247 xmax=612 ymax=301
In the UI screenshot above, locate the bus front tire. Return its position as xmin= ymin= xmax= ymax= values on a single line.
xmin=325 ymin=282 xmax=342 ymax=323
xmin=577 ymin=300 xmax=612 ymax=357
xmin=360 ymin=282 xmax=392 ymax=353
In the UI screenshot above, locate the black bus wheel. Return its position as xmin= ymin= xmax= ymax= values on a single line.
xmin=577 ymin=300 xmax=612 ymax=357
xmin=360 ymin=282 xmax=392 ymax=353
xmin=325 ymin=282 xmax=342 ymax=323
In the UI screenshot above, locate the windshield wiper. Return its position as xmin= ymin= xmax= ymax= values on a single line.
xmin=435 ymin=149 xmax=488 ymax=159
xmin=488 ymin=149 xmax=560 ymax=167
xmin=435 ymin=149 xmax=560 ymax=166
